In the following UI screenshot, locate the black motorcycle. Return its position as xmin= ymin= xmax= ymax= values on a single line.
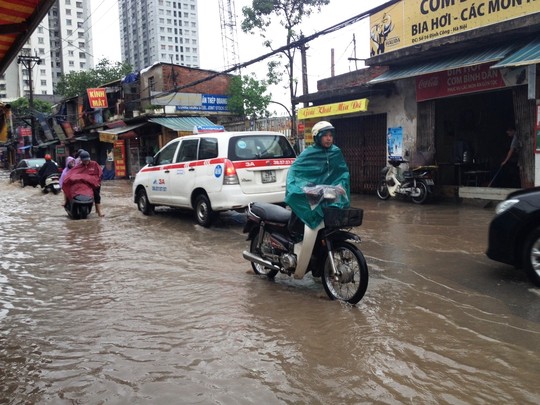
xmin=64 ymin=195 xmax=94 ymax=220
xmin=242 ymin=185 xmax=369 ymax=305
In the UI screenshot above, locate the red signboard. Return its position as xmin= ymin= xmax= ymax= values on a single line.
xmin=416 ymin=63 xmax=525 ymax=102
xmin=113 ymin=139 xmax=126 ymax=178
xmin=87 ymin=88 xmax=108 ymax=108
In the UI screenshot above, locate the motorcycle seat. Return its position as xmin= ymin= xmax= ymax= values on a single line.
xmin=250 ymin=202 xmax=291 ymax=223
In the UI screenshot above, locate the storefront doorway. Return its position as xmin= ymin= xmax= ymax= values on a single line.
xmin=433 ymin=89 xmax=515 ymax=188
xmin=333 ymin=114 xmax=387 ymax=194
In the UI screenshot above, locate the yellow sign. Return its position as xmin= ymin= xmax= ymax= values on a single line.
xmin=99 ymin=132 xmax=117 ymax=143
xmin=370 ymin=0 xmax=540 ymax=55
xmin=297 ymin=99 xmax=369 ymax=120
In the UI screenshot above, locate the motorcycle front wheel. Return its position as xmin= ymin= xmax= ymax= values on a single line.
xmin=250 ymin=230 xmax=279 ymax=279
xmin=376 ymin=179 xmax=390 ymax=200
xmin=411 ymin=181 xmax=429 ymax=204
xmin=322 ymin=241 xmax=369 ymax=305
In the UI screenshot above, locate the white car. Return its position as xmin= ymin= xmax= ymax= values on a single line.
xmin=132 ymin=131 xmax=296 ymax=226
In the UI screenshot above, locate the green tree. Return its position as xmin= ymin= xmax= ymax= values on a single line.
xmin=55 ymin=58 xmax=132 ymax=98
xmin=227 ymin=74 xmax=272 ymax=120
xmin=241 ymin=0 xmax=330 ymax=141
xmin=10 ymin=97 xmax=52 ymax=116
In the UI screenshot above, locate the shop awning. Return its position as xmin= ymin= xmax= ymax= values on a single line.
xmin=149 ymin=117 xmax=217 ymax=132
xmin=0 ymin=0 xmax=57 ymax=74
xmin=98 ymin=123 xmax=146 ymax=143
xmin=369 ymin=44 xmax=517 ymax=84
xmin=35 ymin=139 xmax=59 ymax=148
xmin=491 ymin=38 xmax=540 ymax=68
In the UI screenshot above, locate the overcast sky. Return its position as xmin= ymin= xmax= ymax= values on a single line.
xmin=90 ymin=0 xmax=387 ymax=115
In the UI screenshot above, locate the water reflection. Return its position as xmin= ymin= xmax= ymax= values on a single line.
xmin=0 ymin=172 xmax=539 ymax=403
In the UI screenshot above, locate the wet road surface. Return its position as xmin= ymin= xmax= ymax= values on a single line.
xmin=1 ymin=170 xmax=539 ymax=404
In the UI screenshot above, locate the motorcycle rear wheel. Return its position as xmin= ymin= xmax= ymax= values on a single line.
xmin=376 ymin=179 xmax=390 ymax=200
xmin=322 ymin=241 xmax=368 ymax=305
xmin=250 ymin=230 xmax=279 ymax=279
xmin=411 ymin=181 xmax=429 ymax=204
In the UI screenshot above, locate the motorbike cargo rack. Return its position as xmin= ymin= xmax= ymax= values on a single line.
xmin=323 ymin=207 xmax=363 ymax=228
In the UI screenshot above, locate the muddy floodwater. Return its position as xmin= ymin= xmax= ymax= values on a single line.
xmin=1 ymin=171 xmax=539 ymax=404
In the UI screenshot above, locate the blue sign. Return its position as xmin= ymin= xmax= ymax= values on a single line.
xmin=176 ymin=94 xmax=229 ymax=112
xmin=214 ymin=164 xmax=223 ymax=178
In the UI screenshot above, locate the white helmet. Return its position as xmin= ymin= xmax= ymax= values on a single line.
xmin=311 ymin=121 xmax=335 ymax=146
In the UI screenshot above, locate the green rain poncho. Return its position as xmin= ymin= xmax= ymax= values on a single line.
xmin=285 ymin=142 xmax=351 ymax=229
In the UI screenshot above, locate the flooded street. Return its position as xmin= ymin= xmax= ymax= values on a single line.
xmin=1 ymin=170 xmax=539 ymax=404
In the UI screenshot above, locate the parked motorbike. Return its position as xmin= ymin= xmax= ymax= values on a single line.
xmin=42 ymin=173 xmax=61 ymax=194
xmin=242 ymin=185 xmax=369 ymax=305
xmin=376 ymin=159 xmax=437 ymax=204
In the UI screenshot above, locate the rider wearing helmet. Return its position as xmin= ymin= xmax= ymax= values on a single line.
xmin=285 ymin=120 xmax=351 ymax=229
xmin=38 ymin=153 xmax=59 ymax=187
xmin=62 ymin=150 xmax=105 ymax=217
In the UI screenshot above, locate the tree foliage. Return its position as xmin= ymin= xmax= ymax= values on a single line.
xmin=241 ymin=0 xmax=330 ymax=137
xmin=55 ymin=58 xmax=133 ymax=98
xmin=9 ymin=97 xmax=52 ymax=116
xmin=227 ymin=74 xmax=272 ymax=120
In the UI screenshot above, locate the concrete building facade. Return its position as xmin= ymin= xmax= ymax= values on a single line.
xmin=118 ymin=0 xmax=200 ymax=71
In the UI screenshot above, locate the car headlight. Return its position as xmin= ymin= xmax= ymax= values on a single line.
xmin=495 ymin=198 xmax=519 ymax=215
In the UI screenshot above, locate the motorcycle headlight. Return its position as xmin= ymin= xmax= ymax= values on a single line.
xmin=495 ymin=199 xmax=519 ymax=215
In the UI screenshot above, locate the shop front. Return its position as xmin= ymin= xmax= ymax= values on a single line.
xmin=366 ymin=0 xmax=540 ymax=199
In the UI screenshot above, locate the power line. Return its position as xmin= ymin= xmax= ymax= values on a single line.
xmin=148 ymin=0 xmax=400 ymax=102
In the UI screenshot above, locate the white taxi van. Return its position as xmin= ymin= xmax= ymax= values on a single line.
xmin=132 ymin=131 xmax=296 ymax=226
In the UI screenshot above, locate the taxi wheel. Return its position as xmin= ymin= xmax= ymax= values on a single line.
xmin=195 ymin=194 xmax=214 ymax=227
xmin=137 ymin=188 xmax=154 ymax=215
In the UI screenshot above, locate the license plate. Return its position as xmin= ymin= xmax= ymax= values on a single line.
xmin=261 ymin=170 xmax=276 ymax=183
xmin=425 ymin=179 xmax=434 ymax=185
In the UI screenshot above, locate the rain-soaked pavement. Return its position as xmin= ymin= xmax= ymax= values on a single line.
xmin=1 ymin=169 xmax=539 ymax=404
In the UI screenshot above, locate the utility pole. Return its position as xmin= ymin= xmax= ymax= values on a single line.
xmin=299 ymin=36 xmax=309 ymax=108
xmin=17 ymin=50 xmax=42 ymax=154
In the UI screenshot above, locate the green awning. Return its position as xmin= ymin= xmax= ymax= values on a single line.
xmin=491 ymin=38 xmax=540 ymax=68
xmin=369 ymin=44 xmax=516 ymax=84
xmin=149 ymin=117 xmax=217 ymax=131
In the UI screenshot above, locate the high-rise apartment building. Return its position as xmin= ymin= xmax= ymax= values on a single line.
xmin=0 ymin=0 xmax=93 ymax=101
xmin=119 ymin=0 xmax=200 ymax=71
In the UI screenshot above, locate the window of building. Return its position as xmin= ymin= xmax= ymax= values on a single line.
xmin=41 ymin=80 xmax=47 ymax=86
xmin=69 ymin=61 xmax=74 ymax=67
xmin=68 ymin=50 xmax=74 ymax=56
xmin=66 ymin=19 xmax=72 ymax=26
xmin=66 ymin=9 xmax=71 ymax=15
xmin=80 ymin=62 xmax=85 ymax=68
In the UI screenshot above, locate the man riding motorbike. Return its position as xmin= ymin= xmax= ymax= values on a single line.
xmin=38 ymin=154 xmax=58 ymax=188
xmin=285 ymin=120 xmax=351 ymax=229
